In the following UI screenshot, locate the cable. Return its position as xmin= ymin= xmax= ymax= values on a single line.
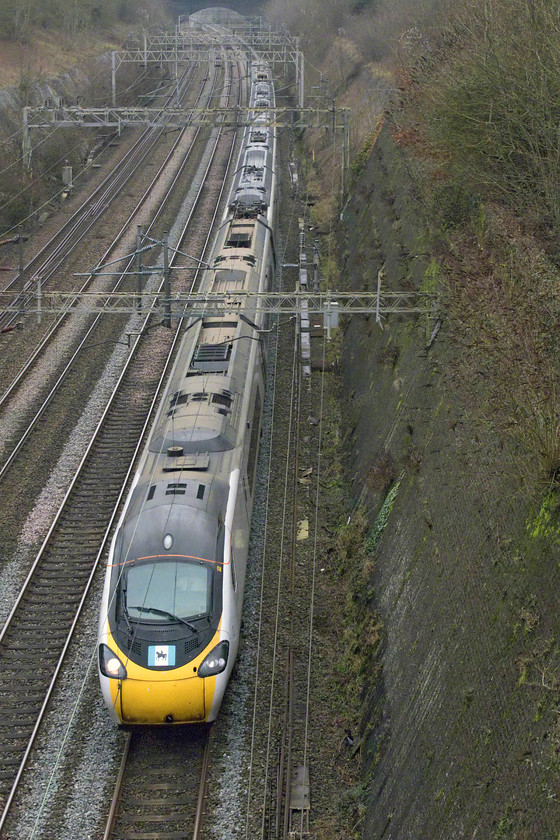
xmin=0 ymin=122 xmax=64 ymax=179
xmin=0 ymin=133 xmax=88 ymax=217
xmin=0 ymin=126 xmax=24 ymax=144
xmin=302 ymin=314 xmax=327 ymax=783
xmin=245 ymin=116 xmax=302 ymax=838
xmin=0 ymin=135 xmax=115 ymax=237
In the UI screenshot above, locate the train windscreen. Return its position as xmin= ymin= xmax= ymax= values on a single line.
xmin=125 ymin=560 xmax=211 ymax=621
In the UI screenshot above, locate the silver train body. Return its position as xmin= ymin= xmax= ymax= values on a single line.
xmin=98 ymin=62 xmax=277 ymax=724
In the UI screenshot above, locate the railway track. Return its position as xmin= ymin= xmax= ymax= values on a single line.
xmin=1 ymin=26 xmax=331 ymax=840
xmin=103 ymin=726 xmax=210 ymax=840
xmin=0 ymin=50 xmax=248 ymax=835
xmin=0 ymin=54 xmax=236 ymax=483
xmin=0 ymin=57 xmax=215 ymax=410
xmin=237 ymin=182 xmax=325 ymax=840
xmin=0 ymin=61 xmax=200 ymax=335
xmin=0 ymin=313 xmax=177 ymax=829
xmin=276 ymin=221 xmax=324 ymax=840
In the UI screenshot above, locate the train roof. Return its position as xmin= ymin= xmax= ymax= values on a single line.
xmin=112 ymin=480 xmax=230 ymax=566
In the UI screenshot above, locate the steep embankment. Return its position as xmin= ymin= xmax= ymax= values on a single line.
xmin=340 ymin=123 xmax=560 ymax=838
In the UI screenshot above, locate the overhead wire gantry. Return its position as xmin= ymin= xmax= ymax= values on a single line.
xmin=21 ymin=17 xmax=311 ymax=170
xmin=11 ymin=15 xmax=433 ymax=334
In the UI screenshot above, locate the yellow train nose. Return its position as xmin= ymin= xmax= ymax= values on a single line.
xmin=119 ymin=675 xmax=215 ymax=724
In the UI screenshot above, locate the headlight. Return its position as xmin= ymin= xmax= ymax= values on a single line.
xmin=197 ymin=640 xmax=229 ymax=678
xmin=99 ymin=644 xmax=127 ymax=679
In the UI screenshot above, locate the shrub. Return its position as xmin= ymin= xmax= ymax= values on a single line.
xmin=420 ymin=0 xmax=560 ymax=234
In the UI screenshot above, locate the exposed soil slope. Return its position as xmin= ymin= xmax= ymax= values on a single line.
xmin=340 ymin=123 xmax=560 ymax=839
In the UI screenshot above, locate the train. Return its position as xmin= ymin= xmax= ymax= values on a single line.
xmin=97 ymin=60 xmax=277 ymax=724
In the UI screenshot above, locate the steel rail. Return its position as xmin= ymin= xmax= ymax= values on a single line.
xmin=103 ymin=727 xmax=211 ymax=840
xmin=192 ymin=729 xmax=212 ymax=840
xmin=256 ymin=313 xmax=300 ymax=840
xmin=278 ymin=321 xmax=302 ymax=840
xmin=102 ymin=731 xmax=132 ymax=840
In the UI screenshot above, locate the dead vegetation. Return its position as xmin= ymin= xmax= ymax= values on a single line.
xmin=439 ymin=206 xmax=560 ymax=503
xmin=266 ymin=0 xmax=560 ymax=518
xmin=0 ymin=0 xmax=166 ymax=44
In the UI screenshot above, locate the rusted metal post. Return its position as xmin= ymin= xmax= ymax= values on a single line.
xmin=163 ymin=231 xmax=171 ymax=327
xmin=136 ymin=225 xmax=143 ymax=311
xmin=18 ymin=227 xmax=25 ymax=317
xmin=111 ymin=51 xmax=117 ymax=107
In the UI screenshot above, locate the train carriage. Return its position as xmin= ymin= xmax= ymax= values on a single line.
xmin=98 ymin=60 xmax=276 ymax=724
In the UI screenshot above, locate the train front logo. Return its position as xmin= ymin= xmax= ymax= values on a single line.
xmin=149 ymin=646 xmax=175 ymax=667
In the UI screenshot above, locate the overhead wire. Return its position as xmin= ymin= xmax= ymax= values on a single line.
xmin=0 ymin=122 xmax=65 ymax=179
xmin=0 ymin=59 xmax=154 ymax=184
xmin=0 ymin=47 xmax=159 ymax=231
xmin=20 ymin=43 xmax=316 ymax=837
xmin=10 ymin=44 xmax=229 ymax=835
xmin=0 ymin=137 xmax=111 ymax=238
xmin=0 ymin=125 xmax=24 ymax=144
xmin=23 ymin=56 xmax=223 ymax=832
xmin=27 ymin=64 xmax=244 ymax=827
xmin=94 ymin=43 xmax=259 ymax=729
xmin=0 ymin=136 xmax=93 ymax=219
xmin=0 ymin=44 xmax=203 ymax=239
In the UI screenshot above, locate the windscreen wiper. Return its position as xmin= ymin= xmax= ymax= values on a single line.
xmin=121 ymin=608 xmax=133 ymax=634
xmin=127 ymin=605 xmax=198 ymax=632
xmin=119 ymin=586 xmax=133 ymax=633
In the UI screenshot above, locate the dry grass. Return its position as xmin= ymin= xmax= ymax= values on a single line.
xmin=365 ymin=452 xmax=397 ymax=494
xmin=442 ymin=205 xmax=560 ymax=498
xmin=0 ymin=30 xmax=124 ymax=88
